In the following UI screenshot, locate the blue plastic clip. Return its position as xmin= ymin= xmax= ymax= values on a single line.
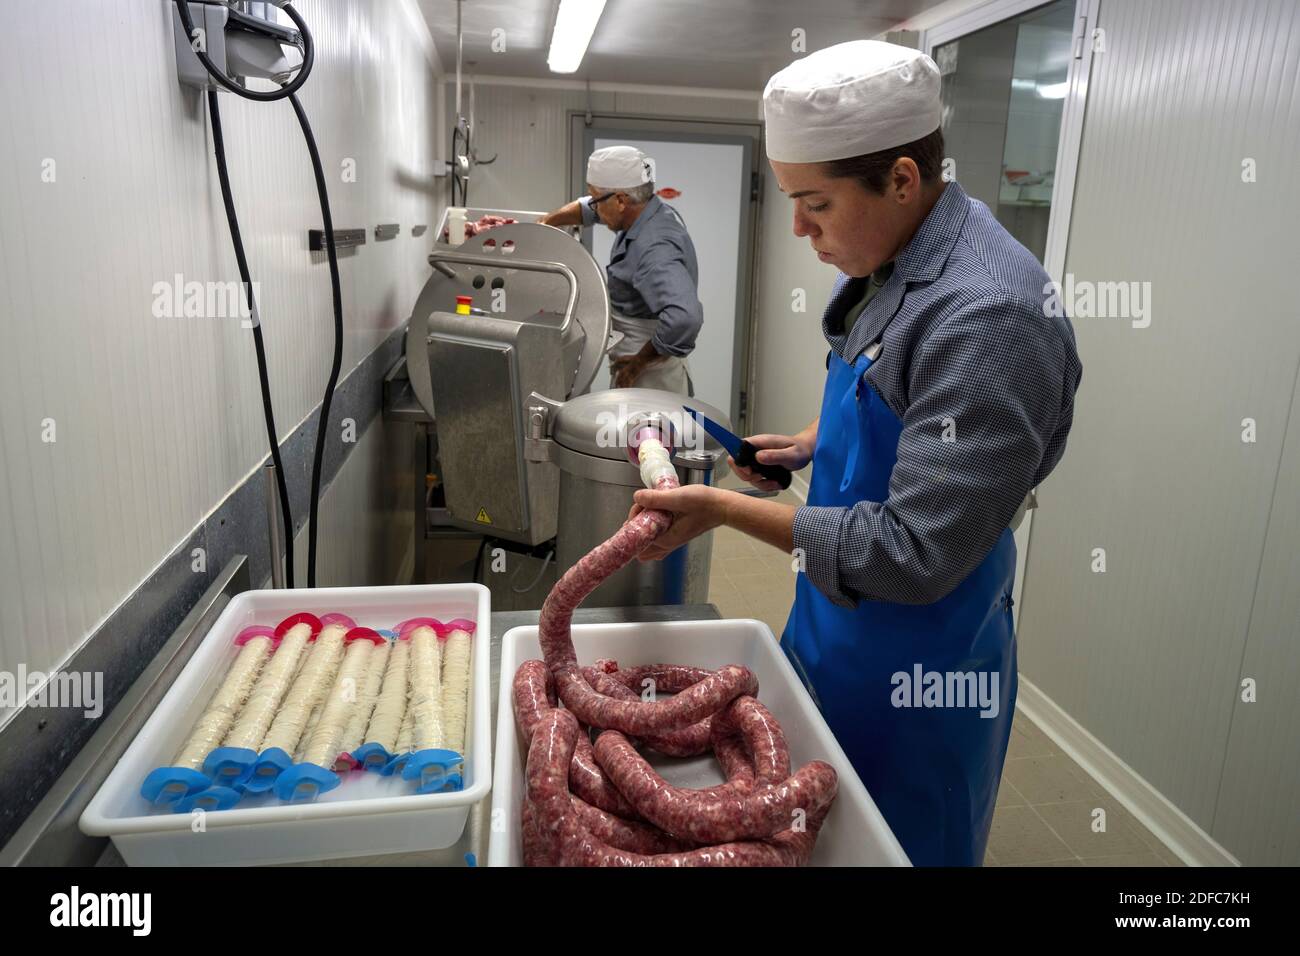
xmin=275 ymin=762 xmax=341 ymax=803
xmin=173 ymin=785 xmax=242 ymax=813
xmin=403 ymin=748 xmax=464 ymax=794
xmin=203 ymin=746 xmax=259 ymax=788
xmin=241 ymin=746 xmax=293 ymax=793
xmin=140 ymin=766 xmax=211 ymax=806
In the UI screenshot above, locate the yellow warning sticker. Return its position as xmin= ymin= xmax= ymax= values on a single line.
xmin=475 ymin=507 xmax=492 ymax=525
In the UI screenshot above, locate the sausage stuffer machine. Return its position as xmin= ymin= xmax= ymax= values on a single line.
xmin=392 ymin=216 xmax=730 ymax=607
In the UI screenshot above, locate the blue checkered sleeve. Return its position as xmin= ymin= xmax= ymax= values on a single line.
xmin=793 ymin=291 xmax=1072 ymax=607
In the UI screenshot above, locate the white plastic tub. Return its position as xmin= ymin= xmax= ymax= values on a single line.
xmin=81 ymin=584 xmax=491 ymax=866
xmin=488 ymin=619 xmax=910 ymax=867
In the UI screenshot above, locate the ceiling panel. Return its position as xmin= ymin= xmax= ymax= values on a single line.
xmin=419 ymin=0 xmax=951 ymax=90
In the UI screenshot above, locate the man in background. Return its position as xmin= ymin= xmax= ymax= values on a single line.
xmin=541 ymin=145 xmax=702 ymax=394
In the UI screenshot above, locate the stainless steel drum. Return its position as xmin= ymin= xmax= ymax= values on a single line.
xmin=525 ymin=388 xmax=730 ymax=608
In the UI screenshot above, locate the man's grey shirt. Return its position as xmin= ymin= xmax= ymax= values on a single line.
xmin=793 ymin=181 xmax=1083 ymax=607
xmin=579 ymin=194 xmax=703 ymax=356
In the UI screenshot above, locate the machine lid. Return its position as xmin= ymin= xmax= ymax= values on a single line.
xmin=551 ymin=388 xmax=732 ymax=462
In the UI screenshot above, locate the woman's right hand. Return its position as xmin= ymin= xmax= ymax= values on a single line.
xmin=730 ymin=432 xmax=814 ymax=492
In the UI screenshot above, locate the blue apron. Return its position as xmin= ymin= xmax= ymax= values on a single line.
xmin=780 ymin=348 xmax=1018 ymax=866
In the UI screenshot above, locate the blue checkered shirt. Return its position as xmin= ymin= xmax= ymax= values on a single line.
xmin=579 ymin=194 xmax=703 ymax=356
xmin=792 ymin=182 xmax=1083 ymax=607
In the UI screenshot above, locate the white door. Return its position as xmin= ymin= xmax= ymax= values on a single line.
xmin=586 ymin=134 xmax=749 ymax=419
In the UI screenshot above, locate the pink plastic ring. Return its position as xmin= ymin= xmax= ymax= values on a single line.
xmin=439 ymin=618 xmax=477 ymax=636
xmin=275 ymin=612 xmax=323 ymax=640
xmin=344 ymin=626 xmax=387 ymax=646
xmin=319 ymin=612 xmax=357 ymax=629
xmin=235 ymin=625 xmax=278 ymax=647
xmin=335 ymin=753 xmax=359 ymax=772
xmin=395 ymin=617 xmax=443 ymax=639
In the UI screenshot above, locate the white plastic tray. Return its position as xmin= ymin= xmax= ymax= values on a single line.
xmin=81 ymin=584 xmax=491 ymax=866
xmin=488 ymin=619 xmax=910 ymax=867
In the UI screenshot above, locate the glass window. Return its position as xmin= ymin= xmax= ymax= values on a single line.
xmin=934 ymin=0 xmax=1075 ymax=262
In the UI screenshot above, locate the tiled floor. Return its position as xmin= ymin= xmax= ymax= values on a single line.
xmin=706 ymin=475 xmax=1183 ymax=867
xmin=989 ymin=720 xmax=1183 ymax=866
xmin=706 ymin=473 xmax=804 ymax=638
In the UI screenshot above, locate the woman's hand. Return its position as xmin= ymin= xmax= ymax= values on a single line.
xmin=627 ymin=485 xmax=729 ymax=561
xmin=730 ymin=432 xmax=815 ymax=491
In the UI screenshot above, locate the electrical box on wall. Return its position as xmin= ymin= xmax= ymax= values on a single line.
xmin=172 ymin=1 xmax=303 ymax=92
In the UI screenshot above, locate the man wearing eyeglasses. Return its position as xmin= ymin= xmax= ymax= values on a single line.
xmin=539 ymin=145 xmax=702 ymax=395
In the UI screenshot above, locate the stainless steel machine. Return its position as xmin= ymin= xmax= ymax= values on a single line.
xmin=404 ymin=218 xmax=612 ymax=546
xmin=393 ymin=213 xmax=730 ymax=607
xmin=525 ymin=388 xmax=729 ymax=607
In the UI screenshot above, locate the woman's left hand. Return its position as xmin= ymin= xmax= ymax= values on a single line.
xmin=628 ymin=485 xmax=729 ymax=561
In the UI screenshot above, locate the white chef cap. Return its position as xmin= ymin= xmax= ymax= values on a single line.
xmin=586 ymin=145 xmax=654 ymax=190
xmin=763 ymin=40 xmax=942 ymax=164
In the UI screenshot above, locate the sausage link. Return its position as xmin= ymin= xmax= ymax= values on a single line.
xmin=609 ymin=663 xmax=720 ymax=695
xmin=570 ymin=727 xmax=639 ymax=818
xmin=538 ymin=508 xmax=672 ymax=671
xmin=710 ymin=729 xmax=757 ymax=795
xmin=512 ymin=659 xmax=555 ymax=742
xmin=555 ymin=663 xmax=757 ymax=736
xmin=524 ymin=708 xmax=678 ymax=855
xmin=535 ymin=459 xmax=761 ymax=738
xmin=521 ymin=797 xmax=555 ymax=867
xmin=524 ymin=700 xmax=834 ymax=866
xmin=558 ymin=802 xmax=831 ymax=867
xmin=592 ymin=730 xmax=838 ymax=844
xmin=580 ymin=665 xmax=712 ymax=757
xmin=712 ymin=695 xmax=792 ymax=786
xmin=526 ymin=709 xmax=582 ymax=865
xmin=513 ymin=660 xmax=638 ymax=818
xmin=568 ymin=797 xmax=695 ymax=854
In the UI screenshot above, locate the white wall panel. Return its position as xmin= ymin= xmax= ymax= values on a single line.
xmin=290 ymin=417 xmax=414 ymax=591
xmin=0 ymin=1 xmax=440 ymax=705
xmin=1015 ymin=0 xmax=1300 ymax=862
xmin=1214 ymin=364 xmax=1300 ymax=866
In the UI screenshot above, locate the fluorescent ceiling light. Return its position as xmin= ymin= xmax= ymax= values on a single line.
xmin=548 ymin=0 xmax=607 ymax=74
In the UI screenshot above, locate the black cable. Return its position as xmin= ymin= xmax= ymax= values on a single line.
xmin=207 ymin=90 xmax=295 ymax=587
xmin=450 ymin=123 xmax=468 ymax=206
xmin=286 ymin=91 xmax=344 ymax=588
xmin=449 ymin=126 xmax=460 ymax=205
xmin=174 ymin=0 xmax=313 ymax=102
xmin=178 ymin=1 xmax=343 ymax=587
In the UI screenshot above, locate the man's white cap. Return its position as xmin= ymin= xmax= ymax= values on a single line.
xmin=586 ymin=145 xmax=654 ymax=190
xmin=763 ymin=40 xmax=942 ymax=163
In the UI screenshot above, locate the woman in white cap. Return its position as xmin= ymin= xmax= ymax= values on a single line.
xmin=540 ymin=145 xmax=702 ymax=395
xmin=631 ymin=40 xmax=1082 ymax=866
